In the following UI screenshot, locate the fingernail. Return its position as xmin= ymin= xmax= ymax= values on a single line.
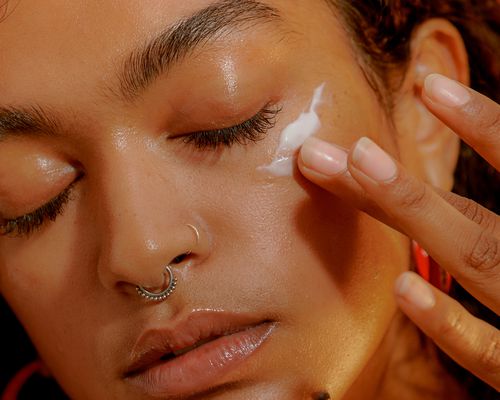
xmin=425 ymin=73 xmax=471 ymax=108
xmin=352 ymin=137 xmax=397 ymax=182
xmin=301 ymin=137 xmax=348 ymax=176
xmin=395 ymin=272 xmax=436 ymax=310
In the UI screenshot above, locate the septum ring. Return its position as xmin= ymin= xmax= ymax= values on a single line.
xmin=136 ymin=265 xmax=177 ymax=301
xmin=136 ymin=224 xmax=200 ymax=301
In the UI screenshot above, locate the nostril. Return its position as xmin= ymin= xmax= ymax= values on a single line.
xmin=170 ymin=253 xmax=189 ymax=265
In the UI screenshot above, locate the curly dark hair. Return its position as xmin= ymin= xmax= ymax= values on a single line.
xmin=331 ymin=0 xmax=500 ymax=398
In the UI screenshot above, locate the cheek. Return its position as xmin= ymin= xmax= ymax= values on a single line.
xmin=198 ymin=150 xmax=408 ymax=376
xmin=0 ymin=198 xmax=89 ymax=296
xmin=190 ymin=61 xmax=407 ymax=384
xmin=221 ymin=169 xmax=408 ymax=309
xmin=0 ymin=204 xmax=100 ymax=383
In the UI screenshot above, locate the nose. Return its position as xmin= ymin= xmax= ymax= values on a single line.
xmin=93 ymin=144 xmax=203 ymax=295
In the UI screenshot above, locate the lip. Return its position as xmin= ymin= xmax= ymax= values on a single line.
xmin=124 ymin=311 xmax=276 ymax=398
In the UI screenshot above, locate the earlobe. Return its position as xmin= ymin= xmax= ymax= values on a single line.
xmin=394 ymin=19 xmax=470 ymax=190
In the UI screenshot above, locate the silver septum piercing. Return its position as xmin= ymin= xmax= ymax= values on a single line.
xmin=136 ymin=265 xmax=177 ymax=301
xmin=136 ymin=225 xmax=199 ymax=301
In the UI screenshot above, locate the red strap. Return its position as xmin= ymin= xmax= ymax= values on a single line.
xmin=1 ymin=360 xmax=44 ymax=400
xmin=412 ymin=241 xmax=452 ymax=293
xmin=412 ymin=241 xmax=430 ymax=281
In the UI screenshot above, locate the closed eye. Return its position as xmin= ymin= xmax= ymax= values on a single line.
xmin=0 ymin=177 xmax=81 ymax=238
xmin=0 ymin=106 xmax=280 ymax=238
xmin=180 ymin=105 xmax=281 ymax=150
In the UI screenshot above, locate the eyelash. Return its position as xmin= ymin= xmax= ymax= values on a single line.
xmin=181 ymin=105 xmax=281 ymax=150
xmin=0 ymin=182 xmax=76 ymax=238
xmin=0 ymin=106 xmax=280 ymax=238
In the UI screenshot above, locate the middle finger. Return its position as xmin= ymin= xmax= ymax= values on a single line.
xmin=300 ymin=136 xmax=500 ymax=313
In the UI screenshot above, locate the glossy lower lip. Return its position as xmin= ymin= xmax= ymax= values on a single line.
xmin=127 ymin=321 xmax=276 ymax=398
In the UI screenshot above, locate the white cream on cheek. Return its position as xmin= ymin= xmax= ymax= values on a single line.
xmin=260 ymin=83 xmax=325 ymax=176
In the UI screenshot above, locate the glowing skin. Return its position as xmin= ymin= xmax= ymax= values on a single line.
xmin=0 ymin=142 xmax=76 ymax=215
xmin=220 ymin=56 xmax=238 ymax=97
xmin=0 ymin=1 xmax=466 ymax=399
xmin=260 ymin=83 xmax=325 ymax=176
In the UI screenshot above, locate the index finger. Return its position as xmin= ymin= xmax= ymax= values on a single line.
xmin=299 ymin=136 xmax=500 ymax=313
xmin=423 ymin=74 xmax=500 ymax=169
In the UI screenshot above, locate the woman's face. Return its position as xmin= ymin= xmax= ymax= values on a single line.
xmin=0 ymin=1 xmax=411 ymax=398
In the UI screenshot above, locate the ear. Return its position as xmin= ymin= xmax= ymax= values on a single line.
xmin=392 ymin=19 xmax=469 ymax=190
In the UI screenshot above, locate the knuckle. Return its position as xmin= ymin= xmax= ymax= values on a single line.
xmin=438 ymin=310 xmax=467 ymax=340
xmin=393 ymin=178 xmax=430 ymax=215
xmin=478 ymin=333 xmax=500 ymax=377
xmin=461 ymin=201 xmax=484 ymax=225
xmin=469 ymin=101 xmax=500 ymax=142
xmin=481 ymin=110 xmax=500 ymax=140
xmin=449 ymin=195 xmax=484 ymax=223
xmin=438 ymin=312 xmax=500 ymax=378
xmin=441 ymin=191 xmax=498 ymax=234
xmin=462 ymin=230 xmax=500 ymax=273
xmin=459 ymin=200 xmax=497 ymax=233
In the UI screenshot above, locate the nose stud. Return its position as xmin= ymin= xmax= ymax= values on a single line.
xmin=187 ymin=224 xmax=200 ymax=246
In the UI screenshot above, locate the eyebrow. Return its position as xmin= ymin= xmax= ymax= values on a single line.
xmin=0 ymin=0 xmax=280 ymax=140
xmin=117 ymin=0 xmax=281 ymax=101
xmin=0 ymin=105 xmax=61 ymax=141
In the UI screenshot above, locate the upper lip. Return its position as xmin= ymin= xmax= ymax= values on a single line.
xmin=123 ymin=310 xmax=270 ymax=377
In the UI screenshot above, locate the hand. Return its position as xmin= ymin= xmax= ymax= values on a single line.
xmin=298 ymin=73 xmax=500 ymax=390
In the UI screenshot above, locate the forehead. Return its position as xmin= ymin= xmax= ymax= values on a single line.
xmin=0 ymin=1 xmax=217 ymax=56
xmin=0 ymin=0 xmax=287 ymax=105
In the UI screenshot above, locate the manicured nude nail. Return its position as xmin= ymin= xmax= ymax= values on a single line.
xmin=395 ymin=272 xmax=436 ymax=310
xmin=351 ymin=137 xmax=397 ymax=182
xmin=425 ymin=74 xmax=471 ymax=107
xmin=301 ymin=137 xmax=348 ymax=176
